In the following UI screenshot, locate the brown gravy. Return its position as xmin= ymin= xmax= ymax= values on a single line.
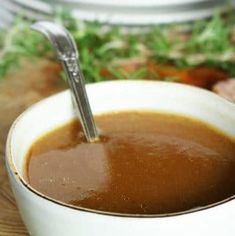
xmin=26 ymin=111 xmax=235 ymax=214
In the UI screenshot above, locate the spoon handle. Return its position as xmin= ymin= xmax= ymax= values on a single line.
xmin=31 ymin=21 xmax=99 ymax=142
xmin=63 ymin=57 xmax=99 ymax=142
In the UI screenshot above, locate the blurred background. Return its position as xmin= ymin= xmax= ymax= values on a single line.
xmin=1 ymin=0 xmax=232 ymax=27
xmin=1 ymin=1 xmax=235 ymax=235
xmin=1 ymin=0 xmax=235 ymax=94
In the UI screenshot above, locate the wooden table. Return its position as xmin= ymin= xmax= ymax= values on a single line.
xmin=0 ymin=60 xmax=64 ymax=235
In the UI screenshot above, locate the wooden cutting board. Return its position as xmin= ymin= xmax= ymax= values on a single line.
xmin=0 ymin=59 xmax=64 ymax=235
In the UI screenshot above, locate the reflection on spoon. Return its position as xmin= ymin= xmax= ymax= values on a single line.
xmin=31 ymin=21 xmax=99 ymax=143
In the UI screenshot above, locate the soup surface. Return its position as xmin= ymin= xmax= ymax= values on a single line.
xmin=26 ymin=111 xmax=235 ymax=215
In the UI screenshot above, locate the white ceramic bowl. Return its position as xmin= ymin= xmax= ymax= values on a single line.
xmin=5 ymin=81 xmax=235 ymax=236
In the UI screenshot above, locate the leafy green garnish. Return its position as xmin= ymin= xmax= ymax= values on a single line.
xmin=0 ymin=10 xmax=235 ymax=81
xmin=0 ymin=16 xmax=51 ymax=78
xmin=186 ymin=11 xmax=233 ymax=53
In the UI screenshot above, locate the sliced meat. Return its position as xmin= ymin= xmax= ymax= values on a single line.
xmin=212 ymin=79 xmax=235 ymax=102
xmin=101 ymin=59 xmax=228 ymax=90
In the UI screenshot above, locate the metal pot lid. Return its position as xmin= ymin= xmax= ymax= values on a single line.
xmin=2 ymin=0 xmax=233 ymax=26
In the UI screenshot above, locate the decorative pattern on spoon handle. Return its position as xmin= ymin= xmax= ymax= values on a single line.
xmin=62 ymin=57 xmax=99 ymax=142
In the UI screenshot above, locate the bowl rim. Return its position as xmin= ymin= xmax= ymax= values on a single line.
xmin=5 ymin=80 xmax=235 ymax=218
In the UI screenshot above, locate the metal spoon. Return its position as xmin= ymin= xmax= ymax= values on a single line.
xmin=31 ymin=21 xmax=99 ymax=142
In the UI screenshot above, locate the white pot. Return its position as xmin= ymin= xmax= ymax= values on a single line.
xmin=5 ymin=81 xmax=235 ymax=236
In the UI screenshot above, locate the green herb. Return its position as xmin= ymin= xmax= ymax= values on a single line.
xmin=151 ymin=11 xmax=235 ymax=74
xmin=147 ymin=27 xmax=172 ymax=56
xmin=186 ymin=11 xmax=233 ymax=53
xmin=0 ymin=17 xmax=51 ymax=78
xmin=0 ymin=10 xmax=235 ymax=81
